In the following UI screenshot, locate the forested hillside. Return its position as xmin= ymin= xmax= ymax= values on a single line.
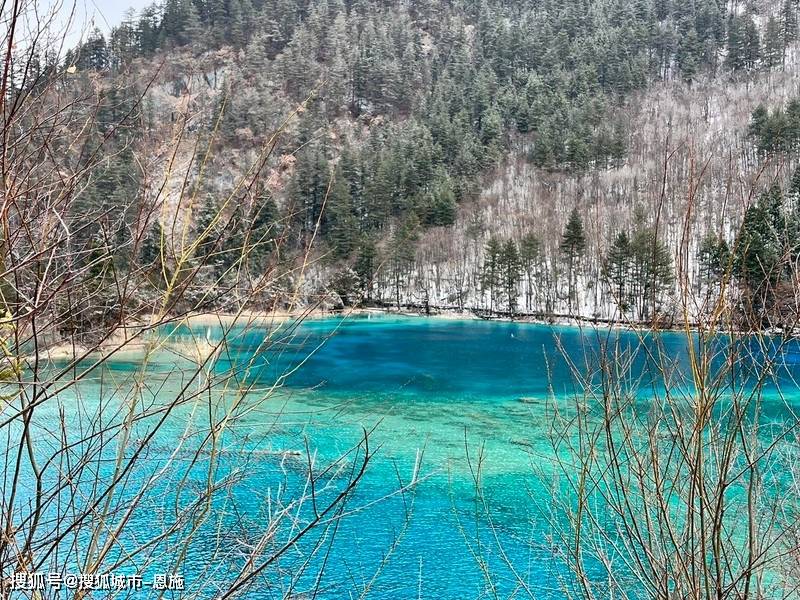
xmin=12 ymin=0 xmax=800 ymax=330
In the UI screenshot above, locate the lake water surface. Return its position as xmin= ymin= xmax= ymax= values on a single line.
xmin=26 ymin=315 xmax=800 ymax=598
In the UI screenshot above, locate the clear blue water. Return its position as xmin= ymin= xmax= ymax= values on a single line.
xmin=12 ymin=315 xmax=800 ymax=598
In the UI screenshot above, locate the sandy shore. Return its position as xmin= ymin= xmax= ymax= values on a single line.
xmin=32 ymin=307 xmax=373 ymax=363
xmin=177 ymin=307 xmax=346 ymax=327
xmin=31 ymin=305 xmax=712 ymax=364
xmin=171 ymin=306 xmax=482 ymax=327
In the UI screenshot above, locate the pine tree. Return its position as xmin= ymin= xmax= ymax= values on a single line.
xmin=501 ymin=239 xmax=521 ymax=314
xmin=561 ymin=208 xmax=586 ymax=313
xmin=388 ymin=215 xmax=419 ymax=308
xmin=181 ymin=0 xmax=204 ymax=47
xmin=786 ymin=99 xmax=800 ymax=151
xmin=519 ymin=233 xmax=541 ymax=311
xmin=325 ymin=166 xmax=360 ymax=259
xmin=749 ymin=105 xmax=769 ymax=142
xmin=764 ymin=17 xmax=784 ymax=69
xmin=482 ymin=236 xmax=503 ymax=314
xmin=603 ymin=231 xmax=632 ymax=312
xmin=789 ymin=164 xmax=800 ymax=203
xmin=250 ymin=190 xmax=279 ymax=268
xmin=743 ymin=17 xmax=761 ymax=70
xmin=288 ymin=146 xmax=330 ymax=235
xmin=228 ymin=0 xmax=246 ymax=48
xmin=698 ymin=233 xmax=730 ymax=287
xmin=630 ymin=225 xmax=673 ymax=321
xmin=782 ymin=0 xmax=798 ymax=66
xmin=422 ymin=168 xmax=457 ymax=227
xmin=141 ymin=222 xmax=169 ymax=288
xmin=355 ymin=238 xmax=378 ymax=301
xmin=161 ymin=0 xmax=182 ymax=46
xmin=81 ymin=28 xmax=109 ymax=70
xmin=211 ymin=0 xmax=230 ymax=47
xmin=479 ymin=106 xmax=504 ymax=166
xmin=136 ymin=5 xmax=160 ymax=55
xmin=677 ymin=26 xmax=701 ymax=82
xmin=734 ymin=202 xmax=780 ymax=322
xmin=109 ymin=10 xmax=138 ymax=68
xmin=725 ymin=16 xmax=746 ymax=71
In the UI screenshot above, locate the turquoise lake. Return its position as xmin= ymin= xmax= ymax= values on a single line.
xmin=21 ymin=315 xmax=800 ymax=598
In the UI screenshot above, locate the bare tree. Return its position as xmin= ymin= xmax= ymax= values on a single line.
xmin=541 ymin=160 xmax=800 ymax=599
xmin=0 ymin=3 xmax=383 ymax=597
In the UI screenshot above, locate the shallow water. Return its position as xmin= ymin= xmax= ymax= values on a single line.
xmin=13 ymin=315 xmax=800 ymax=598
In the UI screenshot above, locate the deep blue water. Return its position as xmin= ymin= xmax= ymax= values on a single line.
xmin=11 ymin=315 xmax=800 ymax=598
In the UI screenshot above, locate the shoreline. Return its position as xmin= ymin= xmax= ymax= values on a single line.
xmin=31 ymin=305 xmax=779 ymax=363
xmin=177 ymin=306 xmax=744 ymax=339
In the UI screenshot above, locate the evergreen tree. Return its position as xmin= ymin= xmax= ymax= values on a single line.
xmin=500 ymin=239 xmax=521 ymax=314
xmin=782 ymin=0 xmax=798 ymax=65
xmin=698 ymin=233 xmax=730 ymax=287
xmin=288 ymin=146 xmax=330 ymax=235
xmin=136 ymin=5 xmax=160 ymax=55
xmin=481 ymin=236 xmax=503 ymax=313
xmin=388 ymin=216 xmax=419 ymax=308
xmin=250 ymin=190 xmax=280 ymax=268
xmin=743 ymin=17 xmax=761 ymax=70
xmin=749 ymin=105 xmax=769 ymax=140
xmin=81 ymin=28 xmax=109 ymax=70
xmin=630 ymin=225 xmax=673 ymax=321
xmin=561 ymin=208 xmax=586 ymax=312
xmin=181 ymin=0 xmax=204 ymax=47
xmin=603 ymin=231 xmax=632 ymax=312
xmin=211 ymin=0 xmax=230 ymax=47
xmin=733 ymin=201 xmax=780 ymax=321
xmin=764 ymin=17 xmax=784 ymax=69
xmin=789 ymin=164 xmax=800 ymax=203
xmin=326 ymin=166 xmax=360 ymax=259
xmin=677 ymin=26 xmax=701 ymax=82
xmin=519 ymin=233 xmax=541 ymax=311
xmin=193 ymin=195 xmax=221 ymax=270
xmin=141 ymin=221 xmax=169 ymax=288
xmin=421 ymin=168 xmax=457 ymax=227
xmin=354 ymin=237 xmax=378 ymax=301
xmin=228 ymin=0 xmax=247 ymax=48
xmin=725 ymin=16 xmax=746 ymax=71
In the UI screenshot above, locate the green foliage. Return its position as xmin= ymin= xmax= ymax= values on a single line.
xmin=354 ymin=237 xmax=378 ymax=301
xmin=519 ymin=232 xmax=542 ymax=311
xmin=288 ymin=144 xmax=330 ymax=235
xmin=501 ymin=239 xmax=522 ymax=314
xmin=783 ymin=0 xmax=799 ymax=53
xmin=58 ymin=0 xmax=791 ymax=323
xmin=733 ymin=186 xmax=786 ymax=305
xmin=603 ymin=221 xmax=674 ymax=320
xmin=728 ymin=175 xmax=800 ymax=326
xmin=481 ymin=236 xmax=504 ymax=313
xmin=603 ymin=231 xmax=633 ymax=312
xmin=325 ymin=166 xmax=360 ymax=259
xmin=387 ymin=215 xmax=420 ymax=307
xmin=85 ymin=0 xmax=754 ymax=202
xmin=250 ymin=190 xmax=280 ymax=266
xmin=561 ymin=209 xmax=587 ymax=262
xmin=421 ymin=169 xmax=458 ymax=228
xmin=697 ymin=233 xmax=730 ymax=285
xmin=140 ymin=221 xmax=169 ymax=289
xmin=561 ymin=208 xmax=586 ymax=310
xmin=748 ymin=100 xmax=800 ymax=154
xmin=629 ymin=225 xmax=674 ymax=320
xmin=764 ymin=17 xmax=784 ymax=69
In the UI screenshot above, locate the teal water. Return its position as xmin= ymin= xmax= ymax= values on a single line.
xmin=10 ymin=315 xmax=800 ymax=598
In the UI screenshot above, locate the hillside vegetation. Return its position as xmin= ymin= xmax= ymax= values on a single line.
xmin=10 ymin=0 xmax=800 ymax=332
